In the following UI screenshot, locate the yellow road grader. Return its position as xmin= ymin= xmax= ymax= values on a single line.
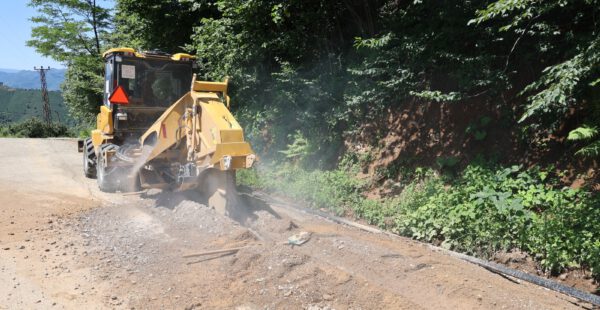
xmin=78 ymin=48 xmax=255 ymax=211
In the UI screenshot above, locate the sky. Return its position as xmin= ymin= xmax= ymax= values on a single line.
xmin=0 ymin=0 xmax=114 ymax=70
xmin=0 ymin=1 xmax=64 ymax=70
xmin=0 ymin=1 xmax=113 ymax=71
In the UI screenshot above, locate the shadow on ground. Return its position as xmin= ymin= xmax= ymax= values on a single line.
xmin=140 ymin=187 xmax=281 ymax=226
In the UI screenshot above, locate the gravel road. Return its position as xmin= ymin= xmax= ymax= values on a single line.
xmin=0 ymin=138 xmax=590 ymax=309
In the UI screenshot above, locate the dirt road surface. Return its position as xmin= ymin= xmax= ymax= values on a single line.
xmin=0 ymin=138 xmax=591 ymax=309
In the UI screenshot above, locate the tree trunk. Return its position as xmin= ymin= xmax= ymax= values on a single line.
xmin=91 ymin=0 xmax=101 ymax=55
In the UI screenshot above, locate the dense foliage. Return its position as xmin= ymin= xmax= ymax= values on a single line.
xmin=0 ymin=85 xmax=72 ymax=125
xmin=187 ymin=0 xmax=598 ymax=162
xmin=30 ymin=0 xmax=599 ymax=156
xmin=394 ymin=165 xmax=600 ymax=275
xmin=28 ymin=0 xmax=111 ymax=122
xmin=0 ymin=117 xmax=70 ymax=138
xmin=471 ymin=0 xmax=600 ymax=153
xmin=188 ymin=0 xmax=381 ymax=165
xmin=110 ymin=0 xmax=217 ymax=52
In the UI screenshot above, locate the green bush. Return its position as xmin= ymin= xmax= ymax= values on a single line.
xmin=241 ymin=163 xmax=366 ymax=215
xmin=394 ymin=164 xmax=600 ymax=276
xmin=0 ymin=118 xmax=71 ymax=138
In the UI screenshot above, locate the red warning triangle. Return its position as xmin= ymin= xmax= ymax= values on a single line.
xmin=109 ymin=85 xmax=129 ymax=104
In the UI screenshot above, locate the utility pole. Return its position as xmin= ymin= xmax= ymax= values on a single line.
xmin=34 ymin=66 xmax=52 ymax=125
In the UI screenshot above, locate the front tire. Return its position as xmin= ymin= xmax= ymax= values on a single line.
xmin=97 ymin=144 xmax=119 ymax=192
xmin=83 ymin=138 xmax=96 ymax=178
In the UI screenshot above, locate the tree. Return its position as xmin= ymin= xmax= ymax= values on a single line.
xmin=110 ymin=0 xmax=217 ymax=53
xmin=189 ymin=0 xmax=383 ymax=165
xmin=470 ymin=0 xmax=600 ymax=155
xmin=28 ymin=0 xmax=112 ymax=122
xmin=349 ymin=0 xmax=512 ymax=117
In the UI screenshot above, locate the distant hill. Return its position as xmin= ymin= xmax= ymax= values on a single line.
xmin=0 ymin=84 xmax=73 ymax=125
xmin=0 ymin=68 xmax=65 ymax=91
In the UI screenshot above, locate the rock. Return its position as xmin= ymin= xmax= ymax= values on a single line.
xmin=287 ymin=231 xmax=311 ymax=246
xmin=3 ymin=247 xmax=9 ymax=250
xmin=323 ymin=293 xmax=333 ymax=301
xmin=559 ymin=273 xmax=568 ymax=281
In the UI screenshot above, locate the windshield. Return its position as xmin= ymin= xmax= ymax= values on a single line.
xmin=116 ymin=57 xmax=192 ymax=107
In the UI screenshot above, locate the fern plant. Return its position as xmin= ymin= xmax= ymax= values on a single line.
xmin=568 ymin=125 xmax=600 ymax=157
xmin=279 ymin=131 xmax=311 ymax=162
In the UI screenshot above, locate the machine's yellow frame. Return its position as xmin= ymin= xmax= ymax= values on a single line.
xmin=91 ymin=48 xmax=255 ymax=176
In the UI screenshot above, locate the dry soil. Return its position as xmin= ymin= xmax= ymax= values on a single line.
xmin=0 ymin=138 xmax=592 ymax=309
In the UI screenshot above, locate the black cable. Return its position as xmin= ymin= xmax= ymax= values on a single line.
xmin=444 ymin=250 xmax=600 ymax=307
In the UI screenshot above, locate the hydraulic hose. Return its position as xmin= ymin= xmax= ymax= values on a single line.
xmin=114 ymin=144 xmax=137 ymax=164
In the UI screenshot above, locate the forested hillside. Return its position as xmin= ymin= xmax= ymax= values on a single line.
xmin=0 ymin=84 xmax=71 ymax=124
xmin=27 ymin=0 xmax=600 ymax=286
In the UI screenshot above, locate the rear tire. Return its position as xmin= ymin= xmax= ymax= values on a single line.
xmin=97 ymin=144 xmax=119 ymax=193
xmin=83 ymin=138 xmax=96 ymax=178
